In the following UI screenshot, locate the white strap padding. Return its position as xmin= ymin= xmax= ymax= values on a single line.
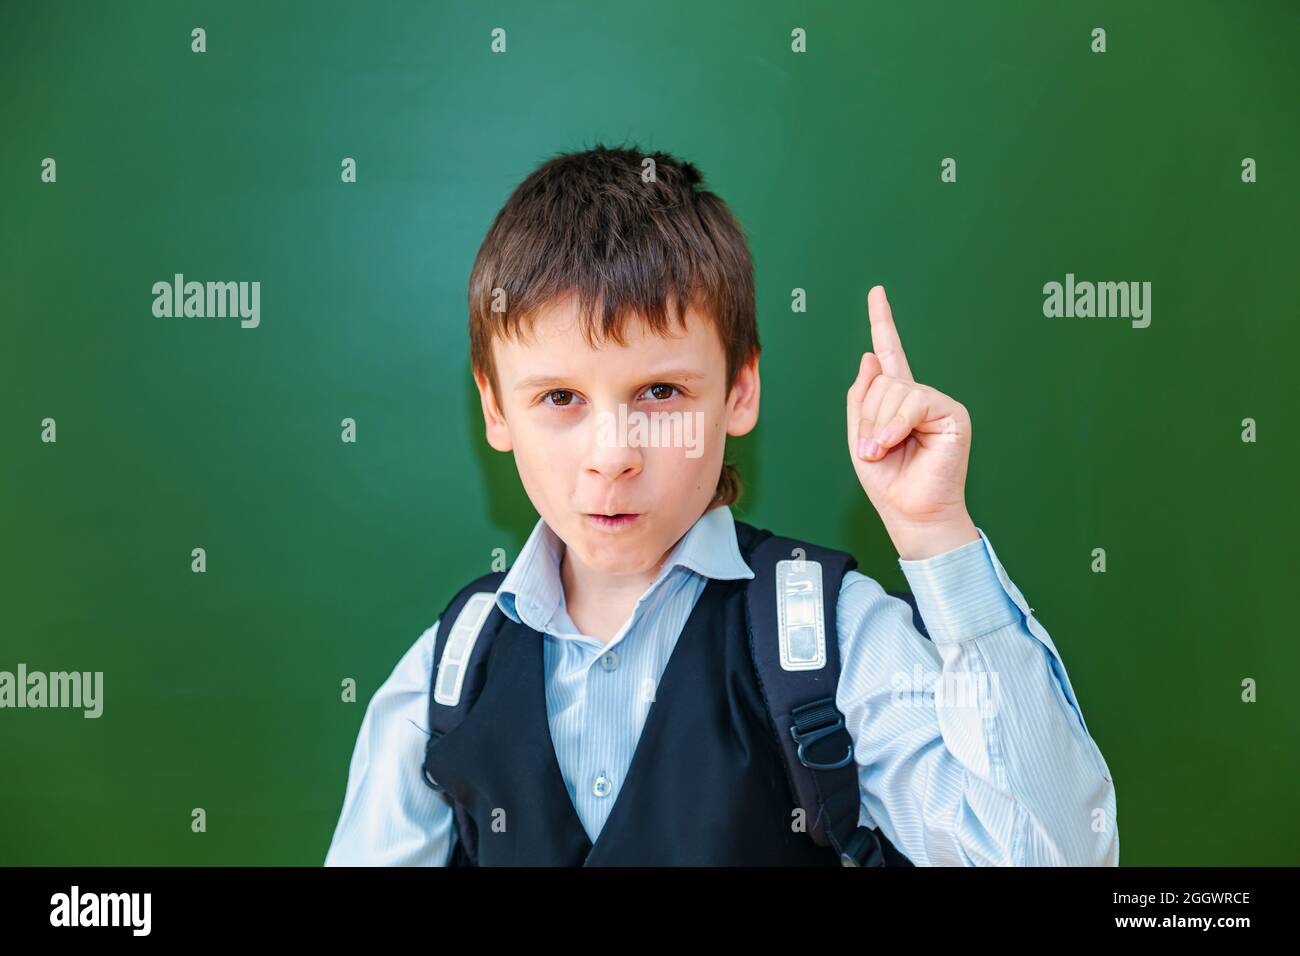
xmin=776 ymin=559 xmax=826 ymax=671
xmin=433 ymin=592 xmax=497 ymax=706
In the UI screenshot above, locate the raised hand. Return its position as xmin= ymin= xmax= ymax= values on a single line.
xmin=846 ymin=286 xmax=980 ymax=559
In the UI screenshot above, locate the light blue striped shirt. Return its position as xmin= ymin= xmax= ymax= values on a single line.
xmin=325 ymin=504 xmax=1118 ymax=866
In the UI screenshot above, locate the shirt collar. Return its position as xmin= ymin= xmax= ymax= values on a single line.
xmin=495 ymin=504 xmax=755 ymax=633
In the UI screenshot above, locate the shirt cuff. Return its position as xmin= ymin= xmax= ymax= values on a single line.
xmin=896 ymin=527 xmax=1022 ymax=643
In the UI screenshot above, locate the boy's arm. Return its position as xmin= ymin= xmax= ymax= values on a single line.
xmin=324 ymin=620 xmax=457 ymax=866
xmin=836 ymin=286 xmax=1115 ymax=864
xmin=835 ymin=533 xmax=1118 ymax=865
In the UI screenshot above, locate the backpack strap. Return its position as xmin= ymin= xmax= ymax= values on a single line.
xmin=418 ymin=570 xmax=507 ymax=865
xmin=741 ymin=523 xmax=929 ymax=867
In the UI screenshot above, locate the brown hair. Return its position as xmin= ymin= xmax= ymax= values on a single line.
xmin=467 ymin=144 xmax=760 ymax=508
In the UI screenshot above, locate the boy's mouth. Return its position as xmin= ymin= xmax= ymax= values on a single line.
xmin=584 ymin=513 xmax=642 ymax=532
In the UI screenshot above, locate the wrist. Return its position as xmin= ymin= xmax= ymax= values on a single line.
xmin=885 ymin=511 xmax=980 ymax=561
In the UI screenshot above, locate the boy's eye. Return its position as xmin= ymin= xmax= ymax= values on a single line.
xmin=543 ymin=389 xmax=581 ymax=407
xmin=641 ymin=383 xmax=680 ymax=401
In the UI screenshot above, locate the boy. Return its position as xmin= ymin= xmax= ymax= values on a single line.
xmin=324 ymin=145 xmax=1117 ymax=866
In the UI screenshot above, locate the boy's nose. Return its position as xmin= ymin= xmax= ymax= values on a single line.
xmin=583 ymin=407 xmax=644 ymax=482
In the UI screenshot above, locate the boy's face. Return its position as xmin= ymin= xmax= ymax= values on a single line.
xmin=475 ymin=293 xmax=759 ymax=582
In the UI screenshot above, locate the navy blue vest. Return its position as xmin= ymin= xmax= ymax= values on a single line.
xmin=422 ymin=518 xmax=914 ymax=866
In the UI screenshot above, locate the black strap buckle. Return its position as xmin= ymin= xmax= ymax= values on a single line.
xmin=789 ymin=706 xmax=854 ymax=771
xmin=838 ymin=826 xmax=886 ymax=867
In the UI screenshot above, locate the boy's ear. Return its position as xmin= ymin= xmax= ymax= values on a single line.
xmin=725 ymin=350 xmax=760 ymax=438
xmin=473 ymin=370 xmax=514 ymax=452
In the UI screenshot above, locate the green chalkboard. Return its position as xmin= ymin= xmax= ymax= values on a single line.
xmin=1 ymin=0 xmax=1296 ymax=865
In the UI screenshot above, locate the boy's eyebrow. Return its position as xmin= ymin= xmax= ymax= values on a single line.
xmin=513 ymin=369 xmax=707 ymax=391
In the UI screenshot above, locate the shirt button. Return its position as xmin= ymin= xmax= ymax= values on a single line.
xmin=592 ymin=774 xmax=613 ymax=798
xmin=600 ymin=650 xmax=619 ymax=671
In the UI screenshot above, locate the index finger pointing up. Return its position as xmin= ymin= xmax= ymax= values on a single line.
xmin=868 ymin=285 xmax=914 ymax=382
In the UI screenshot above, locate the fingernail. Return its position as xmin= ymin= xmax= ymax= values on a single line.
xmin=859 ymin=438 xmax=880 ymax=459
